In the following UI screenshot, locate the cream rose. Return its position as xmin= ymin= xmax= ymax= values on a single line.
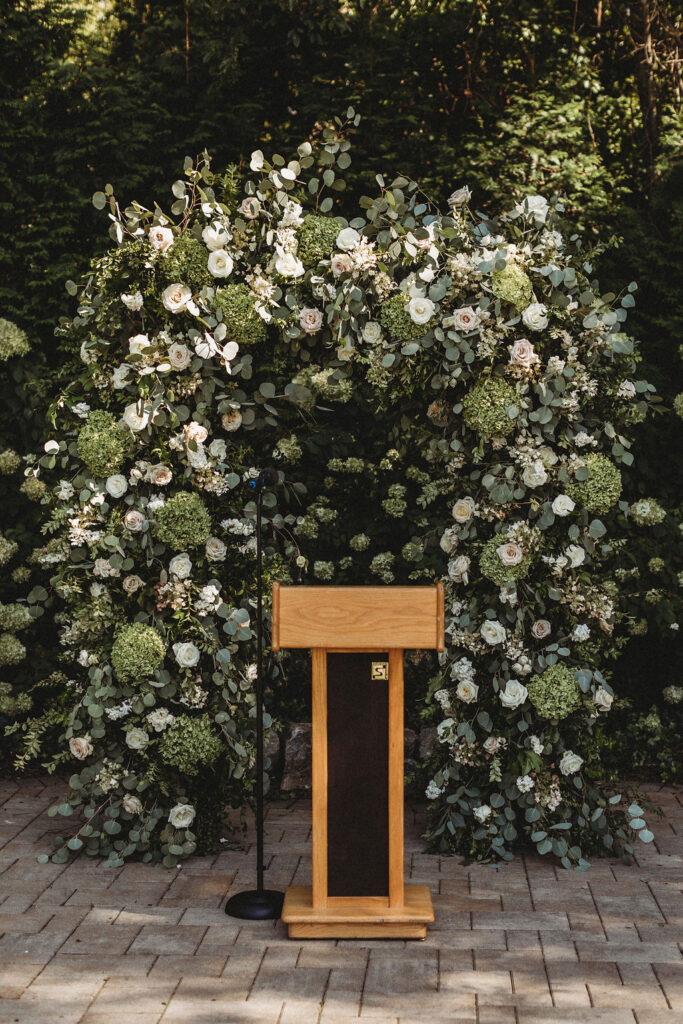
xmin=184 ymin=421 xmax=209 ymax=444
xmin=205 ymin=537 xmax=227 ymax=562
xmin=448 ymin=555 xmax=470 ymax=584
xmin=208 ymin=249 xmax=234 ymax=278
xmin=69 ymin=736 xmax=93 ymax=760
xmin=331 ymin=253 xmax=353 ymax=277
xmin=168 ymin=342 xmax=192 ymax=370
xmin=362 ymin=321 xmax=382 ymax=344
xmin=299 ymin=307 xmax=324 ymax=334
xmin=162 ymin=282 xmax=192 ymax=314
xmin=594 ymin=687 xmax=614 ymax=713
xmin=452 ymin=496 xmax=476 ymax=523
xmin=481 ymin=620 xmax=506 ymax=645
xmin=169 ymin=553 xmax=192 ymax=579
xmin=148 ymin=226 xmax=174 ymax=251
xmin=456 ymin=680 xmax=479 ymax=703
xmin=105 ymin=474 xmax=127 ymax=499
xmin=275 ymin=251 xmax=304 ymax=278
xmin=496 ymin=542 xmax=524 ymax=566
xmin=522 ymin=303 xmax=549 ymax=331
xmin=222 ymin=410 xmax=243 ymax=432
xmin=123 ymin=509 xmax=146 ymax=533
xmin=559 ymin=750 xmax=583 ymax=775
xmin=128 ymin=334 xmax=150 ymax=357
xmin=440 ymin=527 xmax=458 ymax=554
xmin=508 ymin=337 xmax=539 ymax=368
xmin=122 ymin=403 xmax=150 ymax=432
xmin=531 ymin=619 xmax=552 ymax=640
xmin=122 ymin=795 xmax=143 ymax=815
xmin=522 ymin=461 xmax=548 ymax=488
xmin=448 ymin=185 xmax=471 ymax=206
xmin=169 ymin=803 xmax=196 ymax=829
xmin=126 ymin=727 xmax=149 ymax=751
xmin=552 ymin=494 xmax=575 ymax=516
xmin=565 ymin=544 xmax=585 ymax=568
xmin=148 ymin=464 xmax=172 ymax=487
xmin=336 ymin=227 xmax=361 ymax=251
xmin=173 ymin=641 xmax=200 ymax=668
xmin=122 ymin=575 xmax=143 ymax=595
xmin=451 ymin=306 xmax=480 ymax=332
xmin=239 ymin=197 xmax=261 ymax=219
xmin=499 ymin=679 xmax=529 ymax=708
xmin=202 ymin=222 xmax=230 ymax=250
xmin=408 ymin=296 xmax=435 ymax=326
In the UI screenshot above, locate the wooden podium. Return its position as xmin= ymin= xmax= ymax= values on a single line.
xmin=272 ymin=583 xmax=445 ymax=939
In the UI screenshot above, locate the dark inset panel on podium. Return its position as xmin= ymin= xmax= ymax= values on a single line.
xmin=326 ymin=651 xmax=389 ymax=898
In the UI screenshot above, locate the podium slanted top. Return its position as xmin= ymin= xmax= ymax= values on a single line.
xmin=271 ymin=582 xmax=445 ymax=652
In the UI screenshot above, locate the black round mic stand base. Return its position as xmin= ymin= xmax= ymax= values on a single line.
xmin=225 ymin=889 xmax=284 ymax=920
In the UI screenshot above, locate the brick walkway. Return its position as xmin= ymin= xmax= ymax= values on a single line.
xmin=0 ymin=777 xmax=681 ymax=1024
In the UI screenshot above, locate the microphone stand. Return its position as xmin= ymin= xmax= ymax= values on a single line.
xmin=225 ymin=471 xmax=284 ymax=920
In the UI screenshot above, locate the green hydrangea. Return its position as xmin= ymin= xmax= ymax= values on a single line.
xmin=158 ymin=713 xmax=222 ymax=776
xmin=370 ymin=551 xmax=395 ymax=583
xmin=673 ymin=393 xmax=683 ymax=419
xmin=378 ymin=294 xmax=435 ymax=341
xmin=382 ymin=483 xmax=407 ymax=518
xmin=527 ymin=664 xmax=581 ymax=720
xmin=566 ymin=453 xmax=622 ymax=514
xmin=297 ymin=214 xmax=340 ymax=266
xmin=313 ymin=560 xmax=335 ymax=580
xmin=273 ymin=435 xmax=303 ymax=462
xmin=306 ymin=367 xmax=353 ymax=403
xmin=0 ymin=681 xmax=32 ymax=716
xmin=111 ymin=622 xmax=165 ymax=682
xmin=157 ymin=232 xmax=210 ymax=292
xmin=663 ymin=685 xmax=683 ymax=704
xmin=479 ymin=535 xmax=534 ymax=585
xmin=0 ymin=318 xmax=31 ymax=361
xmin=0 ymin=449 xmax=21 ymax=474
xmin=12 ymin=566 xmax=31 ymax=584
xmin=154 ymin=492 xmax=211 ymax=550
xmin=0 ymin=534 xmax=18 ymax=566
xmin=491 ymin=264 xmax=533 ymax=309
xmin=350 ymin=533 xmax=370 ymax=551
xmin=20 ymin=477 xmax=47 ymax=502
xmin=462 ymin=376 xmax=518 ymax=438
xmin=327 ymin=457 xmax=365 ymax=473
xmin=215 ymin=283 xmax=267 ymax=346
xmin=630 ymin=497 xmax=666 ymax=526
xmin=402 ymin=540 xmax=424 ymax=561
xmin=77 ymin=410 xmax=130 ymax=477
xmin=648 ymin=557 xmax=665 ymax=573
xmin=0 ymin=603 xmax=32 ymax=632
xmin=294 ymin=515 xmax=319 ymax=540
xmin=0 ymin=632 xmax=26 ymax=666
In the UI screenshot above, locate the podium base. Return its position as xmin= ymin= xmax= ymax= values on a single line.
xmin=281 ymin=884 xmax=433 ymax=939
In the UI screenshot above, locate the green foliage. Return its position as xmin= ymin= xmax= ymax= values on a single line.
xmin=527 ymin=665 xmax=582 ymax=721
xmin=462 ymin=377 xmax=518 ymax=439
xmin=153 ymin=493 xmax=212 ymax=550
xmin=567 ymin=453 xmax=623 ymax=515
xmin=214 ymin=283 xmax=267 ymax=347
xmin=298 ymin=214 xmax=340 ymax=266
xmin=77 ymin=411 xmax=129 ymax=477
xmin=158 ymin=714 xmax=224 ymax=777
xmin=110 ymin=623 xmax=165 ymax=683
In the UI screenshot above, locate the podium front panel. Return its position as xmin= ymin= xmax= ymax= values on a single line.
xmin=326 ymin=652 xmax=389 ymax=897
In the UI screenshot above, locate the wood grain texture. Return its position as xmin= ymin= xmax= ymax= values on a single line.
xmin=281 ymin=884 xmax=433 ymax=940
xmin=388 ymin=649 xmax=404 ymax=907
xmin=288 ymin=921 xmax=427 ymax=939
xmin=271 ymin=581 xmax=281 ymax=651
xmin=311 ymin=647 xmax=327 ymax=908
xmin=271 ymin=584 xmax=444 ymax=650
xmin=436 ymin=580 xmax=445 ymax=652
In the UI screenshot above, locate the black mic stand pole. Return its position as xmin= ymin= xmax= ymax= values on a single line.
xmin=225 ymin=471 xmax=284 ymax=920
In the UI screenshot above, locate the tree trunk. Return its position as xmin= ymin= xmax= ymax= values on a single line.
xmin=629 ymin=0 xmax=661 ymax=187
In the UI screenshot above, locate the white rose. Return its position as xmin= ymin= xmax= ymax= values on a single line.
xmin=122 ymin=795 xmax=143 ymax=815
xmin=456 ymin=680 xmax=479 ymax=704
xmin=129 ymin=334 xmax=150 ymax=357
xmin=522 ymin=303 xmax=549 ymax=332
xmin=481 ymin=620 xmax=506 ymax=645
xmin=222 ymin=410 xmax=242 ymax=432
xmin=448 ymin=185 xmax=471 ymax=206
xmin=122 ymin=575 xmax=143 ymax=594
xmin=184 ymin=421 xmax=208 ymax=444
xmin=440 ymin=527 xmax=458 ymax=554
xmin=618 ymin=380 xmax=637 ymax=399
xmin=508 ymin=337 xmax=539 ymax=368
xmin=451 ymin=306 xmax=480 ymax=332
xmin=105 ymin=474 xmax=128 ymax=499
xmin=408 ymin=296 xmax=435 ymax=326
xmin=122 ymin=403 xmax=150 ymax=432
xmin=202 ymin=222 xmax=230 ymax=250
xmin=275 ymin=251 xmax=304 ymax=278
xmin=299 ymin=307 xmax=324 ymax=334
xmin=112 ymin=364 xmax=131 ymax=389
xmin=552 ymin=494 xmax=575 ymax=516
xmin=208 ymin=249 xmax=234 ymax=278
xmin=566 ymin=544 xmax=586 ymax=568
xmin=206 ymin=537 xmax=227 ymax=562
xmin=496 ymin=542 xmax=524 ymax=566
xmin=69 ymin=736 xmax=93 ymax=760
xmin=173 ymin=641 xmax=200 ymax=668
xmin=168 ymin=343 xmax=192 ymax=370
xmin=448 ymin=555 xmax=471 ymax=584
xmin=121 ymin=290 xmax=143 ymax=310
xmin=123 ymin=509 xmax=146 ymax=533
xmin=162 ymin=283 xmax=192 ymax=313
xmin=531 ymin=619 xmax=552 ymax=640
xmin=169 ymin=553 xmax=192 ymax=579
xmin=336 ymin=227 xmax=360 ymax=251
xmin=452 ymin=496 xmax=476 ymax=523
xmin=148 ymin=226 xmax=174 ymax=251
xmin=515 ymin=195 xmax=549 ymax=224
xmin=538 ymin=446 xmax=558 ymax=467
xmin=559 ymin=750 xmax=584 ymax=776
xmin=330 ymin=253 xmax=353 ymax=277
xmin=239 ymin=197 xmax=261 ymax=219
xmin=362 ymin=321 xmax=382 ymax=344
xmin=126 ymin=727 xmax=149 ymax=751
xmin=208 ymin=439 xmax=227 ymax=461
xmin=594 ymin=687 xmax=614 ymax=713
xmin=473 ymin=804 xmax=492 ymax=823
xmin=499 ymin=679 xmax=529 ymax=709
xmin=523 ymin=461 xmax=548 ymax=488
xmin=169 ymin=803 xmax=196 ymax=829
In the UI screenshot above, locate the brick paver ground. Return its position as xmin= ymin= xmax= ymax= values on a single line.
xmin=0 ymin=776 xmax=680 ymax=1024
